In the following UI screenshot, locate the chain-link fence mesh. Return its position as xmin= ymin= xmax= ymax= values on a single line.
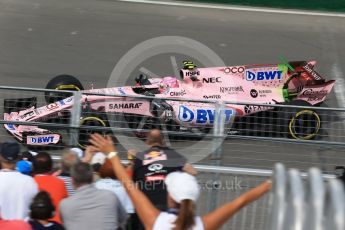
xmin=1 ymin=86 xmax=343 ymax=229
xmin=1 ymin=86 xmax=345 ymax=170
xmin=196 ymin=171 xmax=270 ymax=230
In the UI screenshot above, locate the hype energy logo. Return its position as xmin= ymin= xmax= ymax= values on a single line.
xmin=178 ymin=106 xmax=234 ymax=124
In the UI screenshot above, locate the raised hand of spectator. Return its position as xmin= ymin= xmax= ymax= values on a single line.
xmin=89 ymin=135 xmax=116 ymax=155
xmin=82 ymin=145 xmax=98 ymax=163
xmin=183 ymin=163 xmax=198 ymax=176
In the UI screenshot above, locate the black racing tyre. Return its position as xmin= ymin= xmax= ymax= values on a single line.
xmin=278 ymin=100 xmax=321 ymax=140
xmin=78 ymin=115 xmax=108 ymax=149
xmin=45 ymin=74 xmax=84 ymax=104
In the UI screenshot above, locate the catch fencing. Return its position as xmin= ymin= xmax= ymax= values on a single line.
xmin=195 ymin=164 xmax=340 ymax=230
xmin=0 ymin=86 xmax=344 ymax=229
xmin=196 ymin=165 xmax=271 ymax=230
xmin=1 ymin=86 xmax=345 ymax=172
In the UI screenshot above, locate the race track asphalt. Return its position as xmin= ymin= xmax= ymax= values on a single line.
xmin=1 ymin=0 xmax=345 ymax=172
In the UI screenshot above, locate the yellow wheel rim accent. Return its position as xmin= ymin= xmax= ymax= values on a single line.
xmin=78 ymin=116 xmax=107 ymax=148
xmin=55 ymin=84 xmax=81 ymax=91
xmin=288 ymin=110 xmax=321 ymax=140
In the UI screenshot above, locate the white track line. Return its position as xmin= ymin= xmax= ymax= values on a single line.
xmin=118 ymin=0 xmax=345 ymax=18
xmin=332 ymin=63 xmax=345 ymax=107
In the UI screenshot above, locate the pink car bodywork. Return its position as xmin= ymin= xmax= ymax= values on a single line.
xmin=3 ymin=61 xmax=335 ymax=146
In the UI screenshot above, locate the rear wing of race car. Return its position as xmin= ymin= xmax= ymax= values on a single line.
xmin=295 ymin=80 xmax=335 ymax=105
xmin=289 ymin=61 xmax=325 ymax=83
xmin=287 ymin=61 xmax=335 ymax=105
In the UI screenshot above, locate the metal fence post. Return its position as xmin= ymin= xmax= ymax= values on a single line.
xmin=69 ymin=91 xmax=82 ymax=146
xmin=268 ymin=163 xmax=287 ymax=230
xmin=324 ymin=179 xmax=345 ymax=230
xmin=304 ymin=168 xmax=325 ymax=230
xmin=283 ymin=169 xmax=305 ymax=230
xmin=207 ymin=102 xmax=226 ymax=212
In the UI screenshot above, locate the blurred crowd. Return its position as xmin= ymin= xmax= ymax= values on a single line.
xmin=0 ymin=129 xmax=271 ymax=230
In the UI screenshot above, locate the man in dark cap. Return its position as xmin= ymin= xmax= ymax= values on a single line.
xmin=0 ymin=141 xmax=38 ymax=220
xmin=21 ymin=150 xmax=36 ymax=162
xmin=131 ymin=129 xmax=197 ymax=229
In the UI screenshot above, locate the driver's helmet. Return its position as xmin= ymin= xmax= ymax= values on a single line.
xmin=161 ymin=76 xmax=179 ymax=88
xmin=135 ymin=74 xmax=151 ymax=86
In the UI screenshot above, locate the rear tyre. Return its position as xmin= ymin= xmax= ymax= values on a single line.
xmin=45 ymin=74 xmax=84 ymax=104
xmin=288 ymin=110 xmax=321 ymax=139
xmin=278 ymin=100 xmax=321 ymax=140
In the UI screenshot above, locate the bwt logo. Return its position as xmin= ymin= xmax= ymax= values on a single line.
xmin=178 ymin=106 xmax=234 ymax=124
xmin=246 ymin=70 xmax=283 ymax=81
xmin=30 ymin=136 xmax=54 ymax=144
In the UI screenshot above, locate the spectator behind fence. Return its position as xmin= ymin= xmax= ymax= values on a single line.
xmin=16 ymin=151 xmax=37 ymax=176
xmin=29 ymin=191 xmax=65 ymax=230
xmin=90 ymin=152 xmax=106 ymax=181
xmin=0 ymin=141 xmax=38 ymax=220
xmin=130 ymin=129 xmax=197 ymax=229
xmin=16 ymin=159 xmax=33 ymax=175
xmin=33 ymin=152 xmax=68 ymax=224
xmin=58 ymin=151 xmax=80 ymax=196
xmin=21 ymin=150 xmax=37 ymax=162
xmin=0 ymin=216 xmax=32 ymax=230
xmin=70 ymin=148 xmax=84 ymax=159
xmin=90 ymin=133 xmax=271 ymax=230
xmin=95 ymin=159 xmax=134 ymax=214
xmin=60 ymin=162 xmax=127 ymax=230
xmin=81 ymin=146 xmax=106 ymax=182
xmin=95 ymin=159 xmax=135 ymax=229
xmin=132 ymin=129 xmax=197 ymax=209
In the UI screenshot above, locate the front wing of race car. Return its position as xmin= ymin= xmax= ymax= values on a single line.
xmin=3 ymin=97 xmax=63 ymax=146
xmin=2 ymin=93 xmax=157 ymax=147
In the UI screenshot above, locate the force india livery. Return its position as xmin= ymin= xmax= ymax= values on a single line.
xmin=3 ymin=61 xmax=335 ymax=147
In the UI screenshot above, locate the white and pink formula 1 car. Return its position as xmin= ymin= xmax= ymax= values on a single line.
xmin=3 ymin=61 xmax=335 ymax=148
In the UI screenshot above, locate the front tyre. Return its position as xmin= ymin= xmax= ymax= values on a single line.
xmin=78 ymin=115 xmax=108 ymax=148
xmin=45 ymin=74 xmax=84 ymax=104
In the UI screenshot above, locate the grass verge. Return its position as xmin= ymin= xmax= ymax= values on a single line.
xmin=185 ymin=0 xmax=345 ymax=13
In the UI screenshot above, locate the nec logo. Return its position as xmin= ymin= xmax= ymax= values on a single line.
xmin=246 ymin=70 xmax=283 ymax=81
xmin=202 ymin=77 xmax=221 ymax=83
